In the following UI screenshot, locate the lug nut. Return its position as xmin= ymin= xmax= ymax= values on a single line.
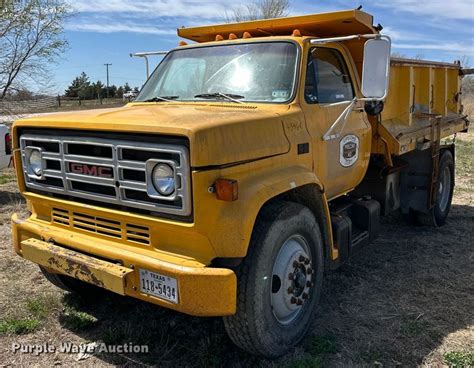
xmin=307 ymin=267 xmax=313 ymax=274
xmin=290 ymin=297 xmax=297 ymax=304
xmin=293 ymin=260 xmax=299 ymax=268
xmin=304 ymin=258 xmax=310 ymax=265
xmin=299 ymin=255 xmax=306 ymax=262
xmin=296 ymin=299 xmax=304 ymax=306
xmin=288 ymin=273 xmax=294 ymax=280
xmin=287 ymin=287 xmax=294 ymax=294
xmin=302 ymin=292 xmax=309 ymax=300
xmin=306 ymin=281 xmax=314 ymax=287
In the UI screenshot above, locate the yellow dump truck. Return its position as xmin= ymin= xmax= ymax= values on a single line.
xmin=11 ymin=9 xmax=469 ymax=357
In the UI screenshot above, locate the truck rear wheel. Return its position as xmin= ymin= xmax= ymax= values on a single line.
xmin=417 ymin=150 xmax=455 ymax=227
xmin=39 ymin=266 xmax=101 ymax=299
xmin=223 ymin=202 xmax=324 ymax=358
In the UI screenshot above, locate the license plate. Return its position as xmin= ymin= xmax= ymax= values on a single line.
xmin=139 ymin=269 xmax=179 ymax=303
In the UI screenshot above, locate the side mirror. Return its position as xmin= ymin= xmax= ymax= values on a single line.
xmin=361 ymin=37 xmax=391 ymax=100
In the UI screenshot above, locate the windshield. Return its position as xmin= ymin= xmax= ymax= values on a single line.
xmin=136 ymin=42 xmax=298 ymax=103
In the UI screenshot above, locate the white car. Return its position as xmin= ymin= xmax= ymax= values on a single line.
xmin=123 ymin=91 xmax=138 ymax=100
xmin=0 ymin=124 xmax=12 ymax=170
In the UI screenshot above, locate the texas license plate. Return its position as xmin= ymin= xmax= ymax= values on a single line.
xmin=139 ymin=269 xmax=178 ymax=304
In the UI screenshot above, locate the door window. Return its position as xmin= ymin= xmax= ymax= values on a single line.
xmin=305 ymin=48 xmax=354 ymax=104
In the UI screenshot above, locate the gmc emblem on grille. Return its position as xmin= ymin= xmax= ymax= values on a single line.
xmin=69 ymin=163 xmax=113 ymax=178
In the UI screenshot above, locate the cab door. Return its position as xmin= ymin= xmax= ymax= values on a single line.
xmin=300 ymin=45 xmax=371 ymax=199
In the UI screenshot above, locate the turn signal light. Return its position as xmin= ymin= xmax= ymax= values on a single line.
xmin=215 ymin=179 xmax=238 ymax=202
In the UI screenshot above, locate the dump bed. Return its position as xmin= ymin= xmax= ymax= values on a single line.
xmin=373 ymin=58 xmax=468 ymax=155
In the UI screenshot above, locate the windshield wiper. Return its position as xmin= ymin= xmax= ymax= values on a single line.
xmin=194 ymin=92 xmax=245 ymax=104
xmin=142 ymin=96 xmax=179 ymax=102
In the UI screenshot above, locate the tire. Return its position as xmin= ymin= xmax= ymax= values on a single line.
xmin=417 ymin=150 xmax=455 ymax=227
xmin=39 ymin=266 xmax=102 ymax=299
xmin=223 ymin=201 xmax=324 ymax=358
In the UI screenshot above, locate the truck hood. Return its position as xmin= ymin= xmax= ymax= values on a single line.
xmin=14 ymin=103 xmax=291 ymax=167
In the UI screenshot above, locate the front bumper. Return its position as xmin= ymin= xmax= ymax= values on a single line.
xmin=12 ymin=213 xmax=237 ymax=316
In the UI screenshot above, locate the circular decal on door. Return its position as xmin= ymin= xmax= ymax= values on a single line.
xmin=339 ymin=134 xmax=359 ymax=167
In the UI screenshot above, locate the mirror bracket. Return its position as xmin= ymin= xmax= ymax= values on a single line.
xmin=364 ymin=100 xmax=384 ymax=116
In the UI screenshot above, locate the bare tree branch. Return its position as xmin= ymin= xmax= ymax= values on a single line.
xmin=226 ymin=0 xmax=290 ymax=23
xmin=0 ymin=0 xmax=70 ymax=99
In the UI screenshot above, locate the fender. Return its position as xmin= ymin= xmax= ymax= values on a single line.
xmin=194 ymin=163 xmax=335 ymax=260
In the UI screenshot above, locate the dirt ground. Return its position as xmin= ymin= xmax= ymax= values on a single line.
xmin=0 ymin=131 xmax=472 ymax=366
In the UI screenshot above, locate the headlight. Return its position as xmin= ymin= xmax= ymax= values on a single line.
xmin=27 ymin=149 xmax=43 ymax=176
xmin=152 ymin=163 xmax=175 ymax=196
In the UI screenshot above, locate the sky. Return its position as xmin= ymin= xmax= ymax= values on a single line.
xmin=47 ymin=0 xmax=474 ymax=94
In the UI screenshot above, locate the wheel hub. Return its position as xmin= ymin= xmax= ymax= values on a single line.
xmin=294 ymin=271 xmax=306 ymax=294
xmin=271 ymin=235 xmax=314 ymax=325
xmin=438 ymin=166 xmax=451 ymax=212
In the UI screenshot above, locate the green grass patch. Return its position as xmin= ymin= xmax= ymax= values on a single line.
xmin=102 ymin=326 xmax=127 ymax=345
xmin=455 ymin=139 xmax=473 ymax=177
xmin=61 ymin=309 xmax=98 ymax=330
xmin=26 ymin=299 xmax=49 ymax=319
xmin=0 ymin=295 xmax=60 ymax=335
xmin=359 ymin=349 xmax=384 ymax=364
xmin=307 ymin=335 xmax=338 ymax=356
xmin=0 ymin=170 xmax=15 ymax=184
xmin=444 ymin=351 xmax=474 ymax=367
xmin=290 ymin=356 xmax=324 ymax=368
xmin=400 ymin=319 xmax=430 ymax=337
xmin=292 ymin=335 xmax=337 ymax=368
xmin=0 ymin=318 xmax=41 ymax=334
xmin=26 ymin=294 xmax=61 ymax=319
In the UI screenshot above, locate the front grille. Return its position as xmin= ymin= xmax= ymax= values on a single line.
xmin=51 ymin=208 xmax=151 ymax=245
xmin=20 ymin=134 xmax=191 ymax=216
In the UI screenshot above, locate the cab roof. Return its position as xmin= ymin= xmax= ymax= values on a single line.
xmin=177 ymin=9 xmax=377 ymax=43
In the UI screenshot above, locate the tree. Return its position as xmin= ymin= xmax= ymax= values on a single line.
xmin=226 ymin=0 xmax=290 ymax=23
xmin=65 ymin=72 xmax=90 ymax=98
xmin=109 ymin=85 xmax=117 ymax=98
xmin=92 ymin=80 xmax=105 ymax=99
xmin=116 ymin=86 xmax=124 ymax=98
xmin=391 ymin=52 xmax=424 ymax=60
xmin=0 ymin=0 xmax=70 ymax=99
xmin=123 ymin=82 xmax=131 ymax=93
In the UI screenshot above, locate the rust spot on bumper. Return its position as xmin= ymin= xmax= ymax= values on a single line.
xmin=21 ymin=238 xmax=132 ymax=295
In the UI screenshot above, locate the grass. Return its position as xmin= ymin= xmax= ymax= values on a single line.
xmin=0 ymin=318 xmax=41 ymax=334
xmin=359 ymin=349 xmax=385 ymax=364
xmin=0 ymin=169 xmax=16 ymax=184
xmin=289 ymin=335 xmax=337 ymax=368
xmin=443 ymin=351 xmax=474 ymax=367
xmin=60 ymin=308 xmax=98 ymax=331
xmin=453 ymin=139 xmax=473 ymax=199
xmin=290 ymin=356 xmax=324 ymax=368
xmin=0 ymin=294 xmax=61 ymax=335
xmin=307 ymin=335 xmax=337 ymax=356
xmin=26 ymin=294 xmax=61 ymax=319
xmin=400 ymin=318 xmax=430 ymax=337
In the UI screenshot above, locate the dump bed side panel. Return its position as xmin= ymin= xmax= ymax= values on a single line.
xmin=372 ymin=58 xmax=467 ymax=156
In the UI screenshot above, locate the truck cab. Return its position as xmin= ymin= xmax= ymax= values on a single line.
xmin=11 ymin=9 xmax=468 ymax=358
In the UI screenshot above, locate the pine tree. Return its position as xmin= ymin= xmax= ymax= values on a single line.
xmin=65 ymin=72 xmax=90 ymax=98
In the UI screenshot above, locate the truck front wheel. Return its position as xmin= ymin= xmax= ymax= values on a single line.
xmin=39 ymin=266 xmax=101 ymax=299
xmin=223 ymin=201 xmax=324 ymax=358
